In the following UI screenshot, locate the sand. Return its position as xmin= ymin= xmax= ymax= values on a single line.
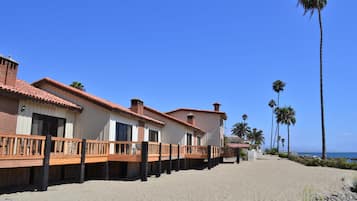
xmin=1 ymin=155 xmax=356 ymax=201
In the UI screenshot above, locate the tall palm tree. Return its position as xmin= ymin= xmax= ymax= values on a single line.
xmin=298 ymin=0 xmax=327 ymax=159
xmin=247 ymin=128 xmax=264 ymax=149
xmin=281 ymin=138 xmax=285 ymax=152
xmin=272 ymin=80 xmax=285 ymax=152
xmin=242 ymin=114 xmax=248 ymax=124
xmin=70 ymin=81 xmax=85 ymax=91
xmin=268 ymin=99 xmax=276 ymax=150
xmin=231 ymin=122 xmax=250 ymax=141
xmin=275 ymin=106 xmax=296 ymax=157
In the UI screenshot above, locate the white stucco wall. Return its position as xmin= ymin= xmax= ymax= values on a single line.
xmin=168 ymin=111 xmax=224 ymax=147
xmin=38 ymin=84 xmax=111 ymax=140
xmin=16 ymin=99 xmax=76 ymax=138
xmin=144 ymin=109 xmax=196 ymax=145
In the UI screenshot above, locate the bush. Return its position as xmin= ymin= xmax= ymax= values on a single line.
xmin=265 ymin=148 xmax=278 ymax=155
xmin=352 ymin=177 xmax=357 ymax=193
xmin=279 ymin=153 xmax=288 ymax=158
xmin=287 ymin=156 xmax=357 ymax=171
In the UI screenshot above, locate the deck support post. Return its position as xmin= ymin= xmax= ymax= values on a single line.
xmin=176 ymin=144 xmax=180 ymax=171
xmin=141 ymin=141 xmax=148 ymax=181
xmin=156 ymin=143 xmax=162 ymax=177
xmin=167 ymin=144 xmax=172 ymax=174
xmin=207 ymin=145 xmax=212 ymax=170
xmin=104 ymin=162 xmax=109 ymax=180
xmin=40 ymin=135 xmax=51 ymax=191
xmin=79 ymin=139 xmax=87 ymax=183
xmin=236 ymin=148 xmax=240 ymax=164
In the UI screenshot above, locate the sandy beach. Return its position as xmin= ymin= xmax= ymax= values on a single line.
xmin=1 ymin=155 xmax=356 ymax=201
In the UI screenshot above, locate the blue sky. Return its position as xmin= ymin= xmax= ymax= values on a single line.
xmin=1 ymin=1 xmax=356 ymax=152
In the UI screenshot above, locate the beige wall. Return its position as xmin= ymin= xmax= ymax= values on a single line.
xmin=144 ymin=109 xmax=196 ymax=145
xmin=38 ymin=84 xmax=110 ymax=140
xmin=168 ymin=111 xmax=224 ymax=147
xmin=16 ymin=99 xmax=76 ymax=138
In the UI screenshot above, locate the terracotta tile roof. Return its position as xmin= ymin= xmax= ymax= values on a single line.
xmin=144 ymin=106 xmax=205 ymax=135
xmin=166 ymin=108 xmax=227 ymax=120
xmin=33 ymin=78 xmax=165 ymax=126
xmin=0 ymin=79 xmax=82 ymax=111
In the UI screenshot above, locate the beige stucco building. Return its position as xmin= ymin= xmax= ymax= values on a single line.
xmin=166 ymin=103 xmax=227 ymax=147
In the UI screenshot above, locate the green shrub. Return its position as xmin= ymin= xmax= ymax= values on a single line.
xmin=287 ymin=156 xmax=357 ymax=171
xmin=265 ymin=148 xmax=278 ymax=155
xmin=352 ymin=177 xmax=357 ymax=193
xmin=279 ymin=153 xmax=288 ymax=158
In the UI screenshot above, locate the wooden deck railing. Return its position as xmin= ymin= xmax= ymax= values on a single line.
xmin=0 ymin=134 xmax=223 ymax=167
xmin=108 ymin=141 xmax=142 ymax=162
xmin=86 ymin=140 xmax=109 ymax=157
xmin=0 ymin=134 xmax=45 ymax=160
xmin=185 ymin=145 xmax=208 ymax=159
xmin=171 ymin=144 xmax=178 ymax=158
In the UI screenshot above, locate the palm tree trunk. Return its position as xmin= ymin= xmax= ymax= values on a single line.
xmin=270 ymin=109 xmax=274 ymax=150
xmin=287 ymin=125 xmax=290 ymax=157
xmin=318 ymin=8 xmax=327 ymax=160
xmin=276 ymin=92 xmax=280 ymax=152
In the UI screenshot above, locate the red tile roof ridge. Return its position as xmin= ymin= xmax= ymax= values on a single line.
xmin=0 ymin=79 xmax=82 ymax=111
xmin=144 ymin=106 xmax=205 ymax=134
xmin=32 ymin=77 xmax=165 ymax=126
xmin=166 ymin=108 xmax=227 ymax=120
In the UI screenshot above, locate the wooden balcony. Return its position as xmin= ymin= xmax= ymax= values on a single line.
xmin=0 ymin=134 xmax=222 ymax=169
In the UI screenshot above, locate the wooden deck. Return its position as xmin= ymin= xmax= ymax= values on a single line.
xmin=0 ymin=134 xmax=222 ymax=169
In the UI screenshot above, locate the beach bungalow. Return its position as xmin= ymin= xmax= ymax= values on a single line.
xmin=33 ymin=78 xmax=165 ymax=178
xmin=0 ymin=55 xmax=83 ymax=188
xmin=166 ymin=103 xmax=227 ymax=147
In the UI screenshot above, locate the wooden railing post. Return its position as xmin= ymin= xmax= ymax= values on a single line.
xmin=40 ymin=135 xmax=51 ymax=191
xmin=236 ymin=147 xmax=240 ymax=164
xmin=176 ymin=144 xmax=180 ymax=171
xmin=156 ymin=143 xmax=162 ymax=178
xmin=79 ymin=139 xmax=86 ymax=183
xmin=207 ymin=145 xmax=212 ymax=170
xmin=167 ymin=144 xmax=172 ymax=174
xmin=141 ymin=141 xmax=148 ymax=181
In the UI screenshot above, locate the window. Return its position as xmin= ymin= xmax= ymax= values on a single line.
xmin=149 ymin=129 xmax=159 ymax=142
xmin=186 ymin=133 xmax=192 ymax=145
xmin=31 ymin=113 xmax=66 ymax=137
xmin=220 ymin=119 xmax=224 ymax=127
xmin=197 ymin=136 xmax=201 ymax=146
xmin=186 ymin=133 xmax=193 ymax=153
xmin=115 ymin=122 xmax=132 ymax=141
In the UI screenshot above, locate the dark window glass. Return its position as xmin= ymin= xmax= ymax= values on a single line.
xmin=149 ymin=130 xmax=159 ymax=142
xmin=115 ymin=122 xmax=132 ymax=141
xmin=31 ymin=113 xmax=66 ymax=137
xmin=197 ymin=136 xmax=201 ymax=146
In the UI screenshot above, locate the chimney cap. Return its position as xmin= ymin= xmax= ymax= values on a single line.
xmin=0 ymin=54 xmax=18 ymax=64
xmin=213 ymin=102 xmax=221 ymax=106
xmin=131 ymin=98 xmax=144 ymax=104
xmin=187 ymin=112 xmax=194 ymax=117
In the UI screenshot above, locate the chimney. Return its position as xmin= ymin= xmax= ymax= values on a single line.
xmin=0 ymin=55 xmax=18 ymax=87
xmin=130 ymin=98 xmax=144 ymax=115
xmin=187 ymin=113 xmax=195 ymax=125
xmin=213 ymin=102 xmax=220 ymax=112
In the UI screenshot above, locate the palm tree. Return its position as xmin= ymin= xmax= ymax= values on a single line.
xmin=281 ymin=138 xmax=285 ymax=152
xmin=231 ymin=122 xmax=251 ymax=140
xmin=242 ymin=114 xmax=248 ymax=124
xmin=268 ymin=99 xmax=276 ymax=150
xmin=298 ymin=0 xmax=327 ymax=159
xmin=247 ymin=128 xmax=264 ymax=149
xmin=272 ymin=80 xmax=285 ymax=152
xmin=275 ymin=106 xmax=296 ymax=157
xmin=70 ymin=81 xmax=85 ymax=91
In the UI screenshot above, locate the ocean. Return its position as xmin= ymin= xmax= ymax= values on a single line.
xmin=298 ymin=152 xmax=357 ymax=162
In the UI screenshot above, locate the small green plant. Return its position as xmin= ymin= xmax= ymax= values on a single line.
xmin=302 ymin=186 xmax=323 ymax=201
xmin=279 ymin=152 xmax=288 ymax=158
xmin=352 ymin=176 xmax=357 ymax=193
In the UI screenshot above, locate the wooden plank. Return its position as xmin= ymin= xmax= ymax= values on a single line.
xmin=0 ymin=159 xmax=43 ymax=168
